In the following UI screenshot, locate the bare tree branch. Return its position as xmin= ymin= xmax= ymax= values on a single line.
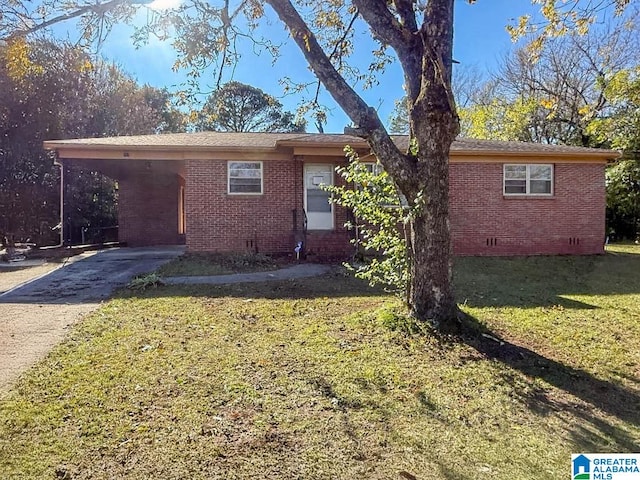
xmin=353 ymin=0 xmax=422 ymax=101
xmin=265 ymin=0 xmax=417 ymax=186
xmin=4 ymin=0 xmax=130 ymax=40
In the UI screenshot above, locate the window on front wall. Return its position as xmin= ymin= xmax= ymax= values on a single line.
xmin=504 ymin=164 xmax=553 ymax=195
xmin=228 ymin=161 xmax=263 ymax=194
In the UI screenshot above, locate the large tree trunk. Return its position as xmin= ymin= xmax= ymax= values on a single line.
xmin=403 ymin=102 xmax=459 ymax=330
xmin=408 ymin=149 xmax=458 ymax=331
xmin=406 ymin=0 xmax=460 ymax=330
xmin=266 ymin=0 xmax=461 ymax=332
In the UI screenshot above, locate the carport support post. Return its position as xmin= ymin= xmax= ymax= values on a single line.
xmin=64 ymin=163 xmax=71 ymax=246
xmin=53 ymin=157 xmax=67 ymax=247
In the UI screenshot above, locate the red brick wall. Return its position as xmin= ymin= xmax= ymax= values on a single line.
xmin=186 ymin=159 xmax=303 ymax=253
xmin=118 ymin=173 xmax=182 ymax=246
xmin=182 ymin=158 xmax=605 ymax=257
xmin=450 ymin=162 xmax=605 ymax=255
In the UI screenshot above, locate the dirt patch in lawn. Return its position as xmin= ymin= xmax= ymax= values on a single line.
xmin=0 ymin=303 xmax=97 ymax=391
xmin=0 ymin=261 xmax=97 ymax=391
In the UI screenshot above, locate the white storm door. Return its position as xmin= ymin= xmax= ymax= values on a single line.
xmin=304 ymin=164 xmax=334 ymax=230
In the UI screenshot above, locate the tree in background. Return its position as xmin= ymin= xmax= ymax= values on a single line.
xmin=0 ymin=0 xmax=633 ymax=331
xmin=1 ymin=39 xmax=89 ymax=246
xmin=195 ymin=81 xmax=305 ymax=132
xmin=590 ymin=67 xmax=640 ymax=240
xmin=0 ymin=39 xmax=185 ymax=246
xmin=460 ymin=18 xmax=639 ymax=145
xmin=606 ymin=160 xmax=640 ymax=240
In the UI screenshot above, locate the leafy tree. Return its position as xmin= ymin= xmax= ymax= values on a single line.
xmin=460 ymin=18 xmax=639 ymax=145
xmin=0 ymin=39 xmax=184 ymax=246
xmin=1 ymin=39 xmax=91 ymax=245
xmin=326 ymin=149 xmax=409 ymax=296
xmin=195 ymin=81 xmax=305 ymax=132
xmin=1 ymin=0 xmax=631 ymax=331
xmin=87 ymin=63 xmax=186 ymax=136
xmin=588 ymin=67 xmax=640 ymax=153
xmin=606 ymin=159 xmax=640 ymax=240
xmin=591 ymin=68 xmax=640 ymax=240
xmin=248 ymin=1 xmax=631 ymax=330
xmin=459 ymin=96 xmax=541 ymax=141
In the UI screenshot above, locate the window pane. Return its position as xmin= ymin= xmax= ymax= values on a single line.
xmin=307 ymin=189 xmax=331 ymax=212
xmin=230 ymin=162 xmax=260 ymax=170
xmin=229 ymin=161 xmax=262 ymax=194
xmin=530 ymin=165 xmax=552 ymax=180
xmin=530 ymin=180 xmax=551 ymax=194
xmin=230 ymin=168 xmax=261 ymax=178
xmin=363 ymin=163 xmax=383 ymax=175
xmin=505 ymin=180 xmax=527 ymax=194
xmin=230 ymin=178 xmax=261 ymax=193
xmin=504 ymin=165 xmax=526 ymax=179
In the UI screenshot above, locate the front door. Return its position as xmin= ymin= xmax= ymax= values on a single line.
xmin=304 ymin=164 xmax=333 ymax=230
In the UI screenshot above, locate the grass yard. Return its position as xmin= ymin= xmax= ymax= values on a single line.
xmin=1 ymin=245 xmax=639 ymax=479
xmin=157 ymin=252 xmax=278 ymax=277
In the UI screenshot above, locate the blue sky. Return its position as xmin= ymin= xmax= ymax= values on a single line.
xmin=77 ymin=1 xmax=544 ymax=132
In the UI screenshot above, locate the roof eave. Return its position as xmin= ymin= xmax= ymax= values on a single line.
xmin=452 ymin=149 xmax=619 ymax=161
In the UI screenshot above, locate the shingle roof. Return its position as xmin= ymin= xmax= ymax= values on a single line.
xmin=43 ymin=131 xmax=618 ymax=158
xmin=46 ymin=132 xmax=296 ymax=149
xmin=451 ymin=137 xmax=612 ymax=155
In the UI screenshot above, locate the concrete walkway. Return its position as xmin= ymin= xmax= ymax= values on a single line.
xmin=0 ymin=255 xmax=332 ymax=392
xmin=164 ymin=263 xmax=331 ymax=285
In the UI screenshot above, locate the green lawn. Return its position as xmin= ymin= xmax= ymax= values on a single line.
xmin=1 ymin=245 xmax=639 ymax=479
xmin=157 ymin=252 xmax=278 ymax=277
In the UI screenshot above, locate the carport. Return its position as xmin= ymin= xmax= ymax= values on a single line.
xmin=44 ymin=138 xmax=187 ymax=247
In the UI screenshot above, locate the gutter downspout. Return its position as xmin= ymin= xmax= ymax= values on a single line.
xmin=52 ymin=155 xmax=65 ymax=248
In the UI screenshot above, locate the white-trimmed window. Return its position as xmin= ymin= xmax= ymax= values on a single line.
xmin=504 ymin=164 xmax=553 ymax=195
xmin=228 ymin=161 xmax=263 ymax=194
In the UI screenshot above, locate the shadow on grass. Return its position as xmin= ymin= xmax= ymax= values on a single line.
xmin=455 ymin=312 xmax=640 ymax=451
xmin=454 ymin=251 xmax=640 ymax=309
xmin=125 ymin=249 xmax=640 ymax=309
xmin=122 ymin=270 xmax=388 ymax=302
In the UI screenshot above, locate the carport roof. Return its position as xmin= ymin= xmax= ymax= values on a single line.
xmin=43 ymin=131 xmax=619 ymax=161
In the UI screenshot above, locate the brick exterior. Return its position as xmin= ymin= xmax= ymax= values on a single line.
xmin=118 ymin=172 xmax=184 ymax=247
xmin=186 ymin=158 xmax=303 ymax=253
xmin=114 ymin=158 xmax=605 ymax=257
xmin=450 ymin=162 xmax=605 ymax=255
xmin=52 ymin=134 xmax=611 ymax=257
xmin=184 ymin=158 xmax=357 ymax=257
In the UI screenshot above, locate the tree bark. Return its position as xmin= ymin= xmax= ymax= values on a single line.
xmin=406 ymin=0 xmax=460 ymax=330
xmin=266 ymin=0 xmax=461 ymax=332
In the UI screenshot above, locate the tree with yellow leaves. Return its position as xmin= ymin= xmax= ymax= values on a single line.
xmin=1 ymin=0 xmax=633 ymax=331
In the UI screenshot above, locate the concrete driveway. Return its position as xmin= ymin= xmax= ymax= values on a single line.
xmin=1 ymin=246 xmax=185 ymax=304
xmin=0 ymin=246 xmax=184 ymax=391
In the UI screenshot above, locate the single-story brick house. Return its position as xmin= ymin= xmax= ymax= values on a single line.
xmin=43 ymin=132 xmax=617 ymax=256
